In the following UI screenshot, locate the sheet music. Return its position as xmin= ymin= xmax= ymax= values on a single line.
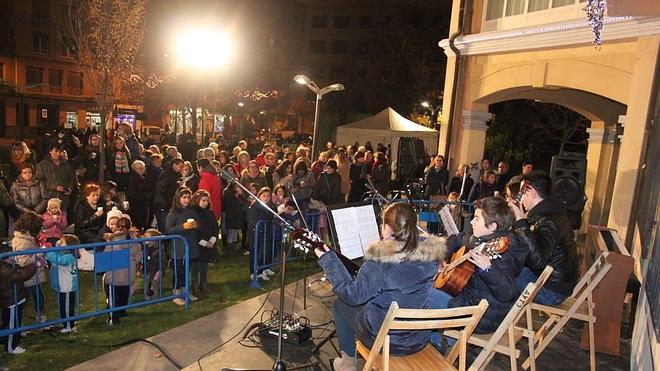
xmin=439 ymin=206 xmax=460 ymax=236
xmin=354 ymin=204 xmax=381 ymax=249
xmin=330 ymin=207 xmax=365 ymax=259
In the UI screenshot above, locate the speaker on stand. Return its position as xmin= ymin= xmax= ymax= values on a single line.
xmin=550 ymin=152 xmax=587 ymax=229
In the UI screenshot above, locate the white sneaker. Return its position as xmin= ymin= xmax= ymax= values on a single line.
xmin=8 ymin=346 xmax=26 ymax=355
xmin=264 ymin=269 xmax=276 ymax=276
xmin=189 ymin=293 xmax=198 ymax=302
xmin=60 ymin=326 xmax=77 ymax=334
xmin=243 ymin=250 xmax=250 ymax=255
xmin=172 ymin=297 xmax=185 ymax=306
xmin=258 ymin=272 xmax=270 ymax=281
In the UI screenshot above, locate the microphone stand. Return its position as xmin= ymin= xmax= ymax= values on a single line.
xmin=288 ymin=191 xmax=310 ymax=310
xmin=219 ymin=169 xmax=316 ymax=371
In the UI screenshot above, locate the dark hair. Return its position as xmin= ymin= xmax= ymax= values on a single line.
xmin=117 ymin=216 xmax=131 ymax=231
xmin=474 ymin=196 xmax=514 ymax=232
xmin=14 ymin=211 xmax=44 ymax=238
xmin=523 ymin=171 xmax=551 ymax=199
xmin=381 ymin=203 xmax=419 ymax=254
xmin=354 ymin=151 xmax=365 ymax=160
xmin=275 ymin=159 xmax=293 ymax=177
xmin=191 ymin=189 xmax=211 ymax=208
xmin=273 ymin=184 xmax=288 ymax=196
xmin=18 ymin=162 xmax=34 ymax=172
xmin=48 ymin=142 xmax=64 ymax=152
xmin=171 ymin=186 xmax=192 ymax=210
xmin=103 ymin=180 xmax=117 ymax=192
xmin=484 ymin=170 xmax=497 ymax=178
xmin=257 ymin=187 xmax=272 ymax=198
xmin=60 ymin=234 xmax=80 ymax=246
xmin=284 ymin=199 xmax=296 ymax=208
xmin=196 ymin=158 xmax=210 ymax=168
xmin=293 ymin=159 xmax=308 ymax=174
xmin=505 ymin=175 xmax=525 ymax=198
xmin=171 ymin=158 xmax=184 ymax=166
xmin=522 ymin=160 xmax=533 ymax=167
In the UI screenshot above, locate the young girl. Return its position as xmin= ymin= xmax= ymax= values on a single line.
xmin=12 ymin=212 xmax=48 ymax=323
xmin=180 ymin=161 xmax=200 ymax=192
xmin=142 ymin=229 xmax=163 ymax=299
xmin=246 ymin=187 xmax=275 ymax=281
xmin=272 ymin=185 xmax=288 ymax=212
xmin=222 ymin=183 xmax=247 ymax=252
xmin=190 ymin=190 xmax=218 ymax=296
xmin=40 ymin=198 xmax=68 ymax=247
xmin=107 ymin=136 xmax=131 ymax=199
xmin=165 ymin=187 xmax=199 ymax=306
xmin=1 ymin=244 xmax=36 ymax=354
xmin=45 ymin=234 xmax=80 ymax=333
xmin=315 ymin=203 xmax=446 ymax=369
xmin=103 ymin=217 xmax=141 ymax=325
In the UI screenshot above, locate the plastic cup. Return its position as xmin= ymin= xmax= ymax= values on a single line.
xmin=187 ymin=219 xmax=194 ymax=223
xmin=97 ymin=207 xmax=103 ymax=212
xmin=123 ymin=201 xmax=130 ymax=209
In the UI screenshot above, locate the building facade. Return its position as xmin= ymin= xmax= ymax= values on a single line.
xmin=0 ymin=0 xmax=142 ymax=140
xmin=438 ymin=0 xmax=659 ymax=367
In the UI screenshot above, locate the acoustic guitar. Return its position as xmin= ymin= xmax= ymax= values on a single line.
xmin=291 ymin=228 xmax=361 ymax=277
xmin=434 ymin=236 xmax=510 ymax=296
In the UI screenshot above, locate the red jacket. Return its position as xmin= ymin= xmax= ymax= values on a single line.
xmin=198 ymin=168 xmax=222 ymax=219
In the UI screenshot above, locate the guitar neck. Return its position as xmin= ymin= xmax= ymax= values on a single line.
xmin=445 ymin=252 xmax=471 ymax=271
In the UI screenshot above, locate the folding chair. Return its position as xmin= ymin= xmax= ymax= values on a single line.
xmin=522 ymin=251 xmax=613 ymax=371
xmin=443 ymin=265 xmax=554 ymax=371
xmin=356 ymin=299 xmax=489 ymax=371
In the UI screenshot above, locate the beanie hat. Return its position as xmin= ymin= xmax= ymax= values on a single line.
xmin=326 ymin=160 xmax=338 ymax=170
xmin=47 ymin=198 xmax=62 ymax=210
xmin=106 ymin=207 xmax=122 ymax=227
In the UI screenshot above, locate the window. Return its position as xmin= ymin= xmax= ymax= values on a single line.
xmin=506 ymin=0 xmax=526 ymax=16
xmin=61 ymin=37 xmax=75 ymax=58
xmin=49 ymin=69 xmax=62 ymax=93
xmin=356 ymin=42 xmax=369 ymax=54
xmin=331 ymin=40 xmax=348 ymax=54
xmin=359 ymin=15 xmax=372 ymax=28
xmin=67 ymin=71 xmax=83 ymax=95
xmin=334 ymin=15 xmax=350 ymax=28
xmin=32 ymin=32 xmax=49 ymax=54
xmin=309 ymin=40 xmax=325 ymax=53
xmin=311 ymin=15 xmax=327 ymax=28
xmin=552 ymin=0 xmax=575 ymax=7
xmin=32 ymin=0 xmax=49 ymax=20
xmin=527 ymin=0 xmax=549 ymax=12
xmin=26 ymin=66 xmax=44 ymax=85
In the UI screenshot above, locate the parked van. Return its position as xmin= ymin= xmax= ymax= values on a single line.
xmin=142 ymin=125 xmax=162 ymax=143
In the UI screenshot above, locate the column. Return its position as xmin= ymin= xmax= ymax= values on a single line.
xmin=459 ymin=110 xmax=491 ymax=179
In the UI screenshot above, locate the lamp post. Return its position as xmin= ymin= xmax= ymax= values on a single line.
xmin=421 ymin=100 xmax=442 ymax=130
xmin=293 ymin=74 xmax=344 ymax=159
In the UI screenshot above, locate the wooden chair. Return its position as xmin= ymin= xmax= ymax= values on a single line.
xmin=522 ymin=251 xmax=613 ymax=370
xmin=443 ymin=265 xmax=554 ymax=371
xmin=356 ymin=299 xmax=489 ymax=371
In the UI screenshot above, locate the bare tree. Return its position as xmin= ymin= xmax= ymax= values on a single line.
xmin=59 ymin=0 xmax=147 ymax=183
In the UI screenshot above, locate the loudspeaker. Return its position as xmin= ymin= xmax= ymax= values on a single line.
xmin=550 ymin=152 xmax=587 ymax=229
xmin=392 ymin=137 xmax=427 ymax=180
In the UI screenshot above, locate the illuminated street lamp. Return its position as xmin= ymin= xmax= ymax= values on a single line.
xmin=421 ymin=100 xmax=442 ymax=130
xmin=293 ymin=74 xmax=344 ymax=158
xmin=175 ymin=28 xmax=233 ymax=70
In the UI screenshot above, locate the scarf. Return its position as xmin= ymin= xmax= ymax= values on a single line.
xmin=114 ymin=151 xmax=130 ymax=174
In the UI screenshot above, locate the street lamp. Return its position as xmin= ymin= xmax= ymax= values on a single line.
xmin=293 ymin=74 xmax=344 ymax=158
xmin=421 ymin=100 xmax=442 ymax=130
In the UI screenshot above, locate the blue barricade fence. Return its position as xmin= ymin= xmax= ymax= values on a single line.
xmin=249 ymin=211 xmax=321 ymax=289
xmin=0 ymin=235 xmax=189 ymax=338
xmin=388 ymin=199 xmax=472 ymax=234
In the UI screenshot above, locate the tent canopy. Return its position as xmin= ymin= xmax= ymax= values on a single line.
xmin=335 ymin=107 xmax=438 ymax=155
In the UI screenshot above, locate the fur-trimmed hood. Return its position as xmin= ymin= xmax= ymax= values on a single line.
xmin=364 ymin=233 xmax=447 ymax=264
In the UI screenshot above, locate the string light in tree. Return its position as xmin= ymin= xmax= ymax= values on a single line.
xmin=128 ymin=73 xmax=175 ymax=89
xmin=234 ymin=89 xmax=279 ymax=101
xmin=584 ymin=0 xmax=606 ymax=47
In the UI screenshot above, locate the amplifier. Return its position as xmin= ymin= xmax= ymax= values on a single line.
xmin=256 ymin=324 xmax=312 ymax=345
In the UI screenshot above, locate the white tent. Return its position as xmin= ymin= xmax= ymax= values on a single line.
xmin=335 ymin=107 xmax=438 ymax=155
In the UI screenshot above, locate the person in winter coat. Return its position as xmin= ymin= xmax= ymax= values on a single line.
xmin=73 ymin=184 xmax=106 ymax=244
xmin=12 ymin=212 xmax=48 ymax=323
xmin=347 ymin=151 xmax=369 ymax=203
xmin=0 ymin=246 xmax=36 ymax=354
xmin=154 ymin=158 xmax=184 ymax=232
xmin=424 ymin=155 xmax=449 ymax=198
xmin=448 ymin=164 xmax=474 ymax=203
xmin=312 ymin=160 xmax=343 ymax=206
xmin=40 ymin=198 xmax=68 ymax=246
xmin=165 ymin=186 xmax=199 ymax=305
xmin=369 ymin=152 xmax=390 ymax=198
xmin=315 ymin=202 xmax=446 ymax=369
xmin=35 ymin=142 xmax=76 ymax=212
xmin=106 ymin=136 xmax=132 ymax=197
xmin=310 ymin=151 xmax=329 ymax=180
xmin=467 ymin=170 xmax=498 ymax=206
xmin=428 ymin=196 xmax=526 ymax=336
xmin=221 ymin=182 xmax=247 ymax=252
xmin=196 ymin=159 xmax=222 ymax=220
xmin=44 ymin=234 xmax=80 ymax=333
xmin=126 ymin=160 xmax=155 ymax=231
xmin=240 ymin=161 xmax=268 ymax=191
xmin=103 ymin=217 xmax=141 ymax=325
xmin=509 ymin=171 xmax=579 ymax=305
xmin=291 ymin=159 xmax=315 ymax=211
xmin=11 ymin=163 xmax=47 ymax=216
xmin=246 ymin=187 xmax=275 ymax=281
xmin=141 ymin=229 xmax=163 ymax=299
xmin=9 ymin=141 xmax=36 ymax=184
xmin=272 ymin=159 xmax=293 ymax=190
xmin=180 ymin=161 xmax=200 ymax=193
xmin=190 ymin=190 xmax=218 ymax=296
xmin=80 ymin=134 xmax=102 ymax=184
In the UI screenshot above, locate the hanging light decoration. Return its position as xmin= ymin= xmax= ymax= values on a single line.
xmin=234 ymin=88 xmax=279 ymax=101
xmin=584 ymin=0 xmax=606 ymax=47
xmin=129 ymin=73 xmax=175 ymax=88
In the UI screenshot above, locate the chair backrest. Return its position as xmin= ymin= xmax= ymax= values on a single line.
xmin=467 ymin=265 xmax=554 ymax=370
xmin=364 ymin=299 xmax=489 ymax=371
xmin=570 ymin=250 xmax=611 ymax=299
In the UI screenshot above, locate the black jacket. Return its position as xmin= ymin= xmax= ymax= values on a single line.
xmin=425 ymin=166 xmax=449 ymax=198
xmin=467 ymin=181 xmax=497 ymax=205
xmin=166 ymin=207 xmax=200 ymax=260
xmin=313 ymin=172 xmax=343 ymax=206
xmin=191 ymin=205 xmax=218 ymax=262
xmin=154 ymin=168 xmax=181 ymax=210
xmin=449 ymin=175 xmax=474 ymax=202
xmin=74 ymin=200 xmax=106 ymax=244
xmin=371 ymin=161 xmax=391 ymax=197
xmin=446 ymin=231 xmax=526 ymax=333
xmin=0 ymin=260 xmax=36 ymax=308
xmin=514 ymin=197 xmax=579 ymax=296
xmin=222 ymin=191 xmax=247 ymax=230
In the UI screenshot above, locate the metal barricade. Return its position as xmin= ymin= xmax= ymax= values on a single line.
xmin=0 ymin=235 xmax=189 ymax=338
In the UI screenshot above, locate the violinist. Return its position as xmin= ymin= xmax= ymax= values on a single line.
xmin=428 ymin=196 xmax=527 ymax=338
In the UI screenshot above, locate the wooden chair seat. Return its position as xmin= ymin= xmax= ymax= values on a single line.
xmin=357 ymin=342 xmax=457 ymax=371
xmin=444 ymin=328 xmax=523 ymax=358
xmin=531 ymin=298 xmax=593 ymax=322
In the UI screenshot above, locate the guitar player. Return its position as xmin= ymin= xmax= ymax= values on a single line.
xmin=427 ymin=196 xmax=528 ymax=340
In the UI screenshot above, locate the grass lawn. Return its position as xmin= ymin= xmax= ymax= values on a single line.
xmin=0 ymin=247 xmax=321 ymax=371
